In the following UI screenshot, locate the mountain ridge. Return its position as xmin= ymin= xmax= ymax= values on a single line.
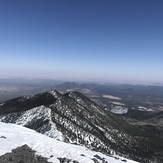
xmin=0 ymin=90 xmax=163 ymax=162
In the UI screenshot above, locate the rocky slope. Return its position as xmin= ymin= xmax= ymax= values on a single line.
xmin=0 ymin=90 xmax=163 ymax=162
xmin=0 ymin=122 xmax=137 ymax=163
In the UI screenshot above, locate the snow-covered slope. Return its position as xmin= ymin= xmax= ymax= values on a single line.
xmin=0 ymin=122 xmax=137 ymax=163
xmin=0 ymin=105 xmax=63 ymax=140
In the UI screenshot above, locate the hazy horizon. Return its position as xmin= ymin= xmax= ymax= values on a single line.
xmin=0 ymin=76 xmax=163 ymax=86
xmin=0 ymin=0 xmax=163 ymax=84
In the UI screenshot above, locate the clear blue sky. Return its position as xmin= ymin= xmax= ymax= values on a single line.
xmin=0 ymin=0 xmax=163 ymax=84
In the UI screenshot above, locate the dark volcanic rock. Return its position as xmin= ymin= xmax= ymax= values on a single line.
xmin=0 ymin=144 xmax=51 ymax=163
xmin=0 ymin=92 xmax=57 ymax=115
xmin=57 ymin=157 xmax=79 ymax=163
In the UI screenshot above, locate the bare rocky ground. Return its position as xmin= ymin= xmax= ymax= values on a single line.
xmin=0 ymin=144 xmax=80 ymax=163
xmin=0 ymin=144 xmax=51 ymax=163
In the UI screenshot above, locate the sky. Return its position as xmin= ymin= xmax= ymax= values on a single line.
xmin=0 ymin=0 xmax=163 ymax=84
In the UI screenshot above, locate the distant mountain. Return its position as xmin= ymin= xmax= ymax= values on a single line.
xmin=56 ymin=82 xmax=80 ymax=91
xmin=0 ymin=90 xmax=163 ymax=162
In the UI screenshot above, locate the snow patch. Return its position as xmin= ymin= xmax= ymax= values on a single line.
xmin=110 ymin=102 xmax=125 ymax=106
xmin=137 ymin=106 xmax=154 ymax=112
xmin=49 ymin=90 xmax=58 ymax=98
xmin=0 ymin=103 xmax=4 ymax=106
xmin=103 ymin=95 xmax=121 ymax=100
xmin=110 ymin=106 xmax=128 ymax=114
